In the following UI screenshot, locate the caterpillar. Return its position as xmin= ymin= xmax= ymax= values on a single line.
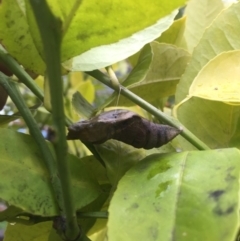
xmin=67 ymin=109 xmax=181 ymax=149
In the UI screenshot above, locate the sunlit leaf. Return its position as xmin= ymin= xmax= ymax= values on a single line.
xmin=112 ymin=42 xmax=190 ymax=106
xmin=183 ymin=0 xmax=224 ymax=53
xmin=189 ymin=50 xmax=240 ymax=103
xmin=26 ymin=0 xmax=185 ymax=71
xmin=176 ymin=2 xmax=240 ymax=103
xmin=174 ymin=97 xmax=240 ymax=148
xmin=0 ymin=128 xmax=101 ymax=216
xmin=62 ymin=10 xmax=178 ymax=71
xmin=0 ymin=0 xmax=46 ymax=74
xmin=156 ymin=16 xmax=187 ymax=49
xmin=108 ymin=149 xmax=240 ymax=241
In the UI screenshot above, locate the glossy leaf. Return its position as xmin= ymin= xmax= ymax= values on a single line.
xmin=113 ymin=42 xmax=190 ymax=106
xmin=189 ymin=50 xmax=240 ymax=103
xmin=184 ymin=0 xmax=224 ymax=53
xmin=123 ymin=44 xmax=153 ymax=87
xmin=0 ymin=128 xmax=101 ymax=216
xmin=176 ymin=2 xmax=240 ymax=103
xmin=174 ymin=97 xmax=240 ymax=149
xmin=0 ymin=0 xmax=46 ymax=74
xmin=108 ymin=149 xmax=240 ymax=241
xmin=156 ymin=16 xmax=187 ymax=49
xmin=25 ymin=0 xmax=185 ymax=72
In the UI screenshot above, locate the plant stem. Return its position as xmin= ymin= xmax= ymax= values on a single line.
xmin=30 ymin=0 xmax=79 ymax=240
xmin=0 ymin=49 xmax=44 ymax=101
xmin=0 ymin=72 xmax=64 ymax=216
xmin=0 ymin=45 xmax=105 ymax=167
xmin=77 ymin=211 xmax=108 ymax=219
xmin=86 ymin=70 xmax=210 ymax=151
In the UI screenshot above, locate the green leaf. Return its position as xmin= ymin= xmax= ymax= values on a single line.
xmin=174 ymin=97 xmax=240 ymax=149
xmin=94 ymin=140 xmax=146 ymax=188
xmin=0 ymin=0 xmax=46 ymax=74
xmin=108 ymin=149 xmax=240 ymax=241
xmin=189 ymin=50 xmax=240 ymax=103
xmin=123 ymin=44 xmax=153 ymax=87
xmin=4 ymin=221 xmax=52 ymax=241
xmin=72 ymin=91 xmax=96 ymax=119
xmin=26 ymin=0 xmax=185 ymax=71
xmin=61 ymin=11 xmax=179 ymax=71
xmin=156 ymin=16 xmax=187 ymax=49
xmin=0 ymin=128 xmax=102 ymax=217
xmin=77 ymin=185 xmax=111 ymax=234
xmin=183 ymin=0 xmax=224 ymax=53
xmin=96 ymin=44 xmax=153 ymax=110
xmin=176 ymin=2 xmax=240 ymax=103
xmin=81 ymin=156 xmax=109 ymax=185
xmin=112 ymin=42 xmax=190 ymax=106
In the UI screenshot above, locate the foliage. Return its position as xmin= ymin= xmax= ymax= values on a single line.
xmin=0 ymin=0 xmax=240 ymax=241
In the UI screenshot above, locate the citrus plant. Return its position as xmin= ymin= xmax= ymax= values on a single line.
xmin=0 ymin=0 xmax=240 ymax=241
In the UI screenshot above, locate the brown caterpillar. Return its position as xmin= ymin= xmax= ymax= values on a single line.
xmin=67 ymin=109 xmax=181 ymax=149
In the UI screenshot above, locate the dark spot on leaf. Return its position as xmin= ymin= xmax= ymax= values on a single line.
xmin=149 ymin=226 xmax=159 ymax=239
xmin=225 ymin=167 xmax=236 ymax=182
xmin=155 ymin=181 xmax=171 ymax=198
xmin=131 ymin=203 xmax=139 ymax=209
xmin=213 ymin=204 xmax=235 ymax=216
xmin=209 ymin=190 xmax=225 ymax=201
xmin=18 ymin=35 xmax=25 ymax=41
xmin=77 ymin=33 xmax=89 ymax=41
xmin=147 ymin=162 xmax=171 ymax=179
xmin=123 ymin=194 xmax=128 ymax=200
xmin=225 ymin=172 xmax=236 ymax=182
xmin=153 ymin=203 xmax=161 ymax=213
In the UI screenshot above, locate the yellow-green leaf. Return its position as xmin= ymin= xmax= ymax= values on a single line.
xmin=156 ymin=16 xmax=187 ymax=49
xmin=174 ymin=97 xmax=240 ymax=148
xmin=0 ymin=128 xmax=101 ymax=216
xmin=176 ymin=2 xmax=240 ymax=103
xmin=108 ymin=149 xmax=240 ymax=241
xmin=184 ymin=0 xmax=224 ymax=53
xmin=0 ymin=0 xmax=46 ymax=74
xmin=189 ymin=50 xmax=240 ymax=103
xmin=113 ymin=42 xmax=190 ymax=106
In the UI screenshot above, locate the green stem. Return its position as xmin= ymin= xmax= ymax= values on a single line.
xmin=0 ymin=46 xmax=105 ymax=167
xmin=0 ymin=49 xmax=44 ymax=101
xmin=77 ymin=212 xmax=108 ymax=219
xmin=30 ymin=1 xmax=79 ymax=240
xmin=86 ymin=70 xmax=210 ymax=151
xmin=0 ymin=72 xmax=64 ymax=215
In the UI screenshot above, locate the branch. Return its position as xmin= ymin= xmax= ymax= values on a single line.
xmin=29 ymin=0 xmax=80 ymax=239
xmin=86 ymin=70 xmax=210 ymax=151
